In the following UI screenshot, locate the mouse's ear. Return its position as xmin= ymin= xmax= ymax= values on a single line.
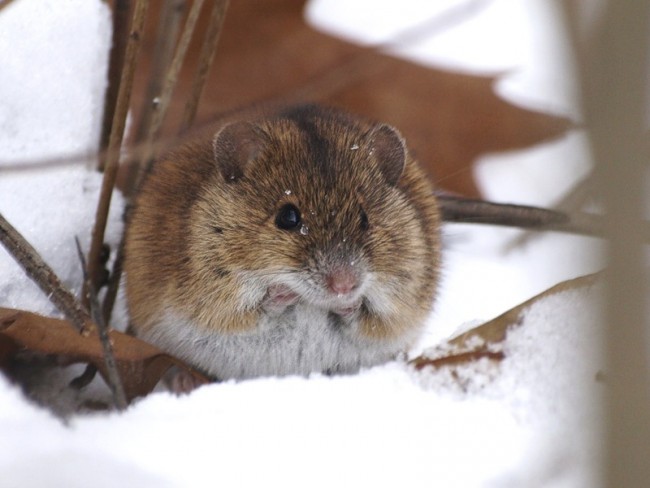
xmin=368 ymin=124 xmax=406 ymax=186
xmin=212 ymin=121 xmax=262 ymax=182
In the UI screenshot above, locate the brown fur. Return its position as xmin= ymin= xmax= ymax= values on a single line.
xmin=125 ymin=105 xmax=441 ymax=371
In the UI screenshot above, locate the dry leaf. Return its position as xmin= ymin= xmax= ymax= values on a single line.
xmin=411 ymin=273 xmax=600 ymax=370
xmin=129 ymin=0 xmax=571 ymax=198
xmin=0 ymin=308 xmax=210 ymax=402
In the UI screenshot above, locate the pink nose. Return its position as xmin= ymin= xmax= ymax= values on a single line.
xmin=326 ymin=268 xmax=359 ymax=295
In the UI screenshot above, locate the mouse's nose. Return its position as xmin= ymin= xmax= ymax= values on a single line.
xmin=326 ymin=268 xmax=359 ymax=296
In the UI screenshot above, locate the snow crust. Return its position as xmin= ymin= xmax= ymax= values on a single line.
xmin=0 ymin=1 xmax=605 ymax=487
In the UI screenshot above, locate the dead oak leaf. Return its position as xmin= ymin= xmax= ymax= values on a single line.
xmin=410 ymin=272 xmax=601 ymax=371
xmin=127 ymin=0 xmax=571 ymax=198
xmin=0 ymin=307 xmax=210 ymax=402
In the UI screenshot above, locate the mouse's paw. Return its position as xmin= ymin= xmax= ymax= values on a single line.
xmin=262 ymin=284 xmax=299 ymax=315
xmin=164 ymin=366 xmax=212 ymax=395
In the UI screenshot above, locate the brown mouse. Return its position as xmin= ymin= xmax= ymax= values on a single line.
xmin=124 ymin=104 xmax=441 ymax=381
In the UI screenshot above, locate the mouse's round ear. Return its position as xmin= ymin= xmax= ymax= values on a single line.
xmin=212 ymin=121 xmax=262 ymax=182
xmin=368 ymin=124 xmax=406 ymax=186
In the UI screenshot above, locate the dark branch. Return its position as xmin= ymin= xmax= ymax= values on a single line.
xmin=0 ymin=212 xmax=90 ymax=333
xmin=75 ymin=238 xmax=128 ymax=410
xmin=437 ymin=195 xmax=607 ymax=237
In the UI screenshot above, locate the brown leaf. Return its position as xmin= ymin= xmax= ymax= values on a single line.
xmin=129 ymin=0 xmax=571 ymax=198
xmin=411 ymin=273 xmax=600 ymax=371
xmin=0 ymin=308 xmax=210 ymax=402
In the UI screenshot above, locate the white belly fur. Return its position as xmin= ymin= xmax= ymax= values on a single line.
xmin=141 ymin=304 xmax=414 ymax=380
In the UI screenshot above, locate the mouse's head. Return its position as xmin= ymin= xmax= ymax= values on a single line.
xmin=190 ymin=105 xmax=441 ymax=334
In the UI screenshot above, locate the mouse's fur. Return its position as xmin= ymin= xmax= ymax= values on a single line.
xmin=124 ymin=105 xmax=441 ymax=380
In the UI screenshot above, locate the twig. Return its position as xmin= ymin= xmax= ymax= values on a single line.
xmin=101 ymin=234 xmax=125 ymax=326
xmin=75 ymin=238 xmax=127 ymax=410
xmin=437 ymin=194 xmax=609 ymax=237
xmin=105 ymin=0 xmax=211 ymax=322
xmin=69 ymin=364 xmax=98 ymax=390
xmin=554 ymin=173 xmax=595 ymax=213
xmin=134 ymin=0 xmax=187 ymax=144
xmin=504 ymin=173 xmax=596 ymax=251
xmin=0 ymin=212 xmax=91 ymax=334
xmin=138 ymin=0 xmax=206 ymax=174
xmin=123 ymin=0 xmax=187 ymax=196
xmin=106 ymin=0 xmax=208 ymax=318
xmin=86 ymin=0 xmax=150 ymax=301
xmin=179 ymin=0 xmax=230 ymax=133
xmin=98 ymin=0 xmax=132 ymax=171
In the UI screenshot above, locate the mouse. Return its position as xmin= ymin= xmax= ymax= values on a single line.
xmin=124 ymin=104 xmax=441 ymax=382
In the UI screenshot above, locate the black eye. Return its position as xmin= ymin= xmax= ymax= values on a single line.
xmin=276 ymin=204 xmax=301 ymax=230
xmin=360 ymin=209 xmax=369 ymax=231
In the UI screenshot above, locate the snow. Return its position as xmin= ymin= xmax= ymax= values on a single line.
xmin=0 ymin=0 xmax=120 ymax=318
xmin=0 ymin=1 xmax=605 ymax=487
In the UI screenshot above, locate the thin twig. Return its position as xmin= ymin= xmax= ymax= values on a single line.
xmin=134 ymin=0 xmax=187 ymax=144
xmin=437 ymin=194 xmax=613 ymax=237
xmin=504 ymin=173 xmax=596 ymax=251
xmin=98 ymin=0 xmax=132 ymax=171
xmin=555 ymin=173 xmax=595 ymax=213
xmin=107 ymin=0 xmax=208 ymax=317
xmin=86 ymin=0 xmax=150 ymax=301
xmin=123 ymin=0 xmax=187 ymax=196
xmin=101 ymin=234 xmax=125 ymax=326
xmin=75 ymin=238 xmax=127 ymax=410
xmin=69 ymin=364 xmax=98 ymax=390
xmin=138 ymin=0 xmax=206 ymax=175
xmin=179 ymin=0 xmax=230 ymax=133
xmin=104 ymin=0 xmax=210 ymax=321
xmin=0 ymin=212 xmax=91 ymax=334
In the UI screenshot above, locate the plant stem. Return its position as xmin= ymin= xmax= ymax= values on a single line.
xmin=0 ymin=212 xmax=91 ymax=334
xmin=86 ymin=0 xmax=150 ymax=302
xmin=122 ymin=0 xmax=187 ymax=197
xmin=138 ymin=0 xmax=206 ymax=174
xmin=179 ymin=0 xmax=230 ymax=134
xmin=75 ymin=238 xmax=128 ymax=410
xmin=98 ymin=0 xmax=132 ymax=171
xmin=438 ymin=195 xmax=610 ymax=237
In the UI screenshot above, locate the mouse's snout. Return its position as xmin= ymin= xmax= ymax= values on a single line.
xmin=311 ymin=238 xmax=369 ymax=300
xmin=325 ymin=266 xmax=360 ymax=296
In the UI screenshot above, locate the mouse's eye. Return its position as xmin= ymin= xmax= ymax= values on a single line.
xmin=275 ymin=204 xmax=302 ymax=230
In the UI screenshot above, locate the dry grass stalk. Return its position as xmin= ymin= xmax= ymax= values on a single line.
xmin=134 ymin=0 xmax=187 ymax=143
xmin=438 ymin=195 xmax=615 ymax=237
xmin=123 ymin=0 xmax=187 ymax=196
xmin=98 ymin=0 xmax=132 ymax=171
xmin=75 ymin=238 xmax=127 ymax=410
xmin=137 ymin=0 xmax=206 ymax=174
xmin=86 ymin=0 xmax=150 ymax=299
xmin=0 ymin=212 xmax=91 ymax=334
xmin=179 ymin=0 xmax=230 ymax=133
xmin=101 ymin=237 xmax=124 ymax=326
xmin=104 ymin=0 xmax=229 ymax=325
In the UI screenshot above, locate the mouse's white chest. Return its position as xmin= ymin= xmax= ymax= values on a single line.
xmin=142 ymin=305 xmax=404 ymax=380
